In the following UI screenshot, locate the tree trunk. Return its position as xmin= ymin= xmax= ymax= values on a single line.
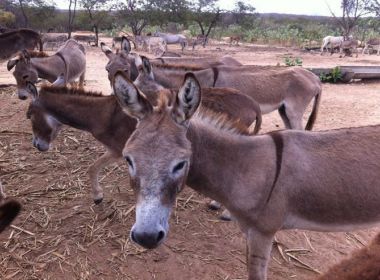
xmin=19 ymin=0 xmax=28 ymax=28
xmin=93 ymin=25 xmax=99 ymax=47
xmin=68 ymin=0 xmax=77 ymax=39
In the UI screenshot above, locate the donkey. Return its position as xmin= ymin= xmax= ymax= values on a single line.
xmin=362 ymin=38 xmax=380 ymax=55
xmin=100 ymin=38 xmax=139 ymax=85
xmin=100 ymin=36 xmax=233 ymax=85
xmin=73 ymin=34 xmax=96 ymax=46
xmin=133 ymin=55 xmax=261 ymax=135
xmin=318 ymin=233 xmax=380 ymax=280
xmin=149 ymin=63 xmax=322 ymax=130
xmin=41 ymin=33 xmax=68 ymax=50
xmin=7 ymin=39 xmax=86 ymax=100
xmin=112 ymin=72 xmax=380 ymax=280
xmin=0 ymin=28 xmax=42 ymax=62
xmin=320 ymin=36 xmax=344 ymax=55
xmin=25 ymin=75 xmax=260 ymax=205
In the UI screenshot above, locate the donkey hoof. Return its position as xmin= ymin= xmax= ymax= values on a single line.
xmin=94 ymin=198 xmax=103 ymax=205
xmin=208 ymin=200 xmax=221 ymax=210
xmin=220 ymin=209 xmax=233 ymax=221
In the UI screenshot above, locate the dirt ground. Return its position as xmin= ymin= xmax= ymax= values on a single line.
xmin=0 ymin=37 xmax=380 ymax=280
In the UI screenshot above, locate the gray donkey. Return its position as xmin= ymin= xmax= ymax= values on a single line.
xmin=112 ymin=72 xmax=380 ymax=280
xmin=7 ymin=39 xmax=86 ymax=100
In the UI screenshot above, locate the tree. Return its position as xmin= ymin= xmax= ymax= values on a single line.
xmin=80 ymin=0 xmax=114 ymax=46
xmin=116 ymin=0 xmax=150 ymax=36
xmin=68 ymin=0 xmax=77 ymax=38
xmin=189 ymin=0 xmax=222 ymax=39
xmin=329 ymin=0 xmax=372 ymax=36
xmin=232 ymin=0 xmax=256 ymax=28
xmin=366 ymin=0 xmax=380 ymax=15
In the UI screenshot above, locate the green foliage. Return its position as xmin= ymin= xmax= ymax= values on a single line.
xmin=319 ymin=67 xmax=343 ymax=83
xmin=0 ymin=9 xmax=15 ymax=26
xmin=284 ymin=56 xmax=303 ymax=67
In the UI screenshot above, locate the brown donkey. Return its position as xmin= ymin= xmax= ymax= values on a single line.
xmin=318 ymin=233 xmax=380 ymax=280
xmin=149 ymin=64 xmax=322 ymax=130
xmin=25 ymin=77 xmax=259 ymax=204
xmin=100 ymin=36 xmax=238 ymax=85
xmin=112 ymin=72 xmax=380 ymax=280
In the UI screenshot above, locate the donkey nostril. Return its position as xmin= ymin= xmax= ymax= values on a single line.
xmin=131 ymin=231 xmax=137 ymax=243
xmin=157 ymin=230 xmax=165 ymax=243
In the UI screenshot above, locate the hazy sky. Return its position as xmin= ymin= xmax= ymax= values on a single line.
xmin=218 ymin=0 xmax=342 ymax=16
xmin=54 ymin=0 xmax=342 ymax=16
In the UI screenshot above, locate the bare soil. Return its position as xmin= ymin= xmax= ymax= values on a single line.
xmin=0 ymin=37 xmax=380 ymax=280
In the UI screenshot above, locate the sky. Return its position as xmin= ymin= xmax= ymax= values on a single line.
xmin=218 ymin=0 xmax=342 ymax=16
xmin=54 ymin=0 xmax=343 ymax=16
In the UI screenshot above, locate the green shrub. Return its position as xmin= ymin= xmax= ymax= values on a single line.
xmin=319 ymin=67 xmax=343 ymax=83
xmin=284 ymin=56 xmax=303 ymax=67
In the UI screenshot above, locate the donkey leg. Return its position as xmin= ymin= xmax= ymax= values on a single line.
xmin=0 ymin=182 xmax=6 ymax=200
xmin=278 ymin=105 xmax=291 ymax=129
xmin=88 ymin=151 xmax=118 ymax=204
xmin=79 ymin=72 xmax=85 ymax=89
xmin=281 ymin=103 xmax=305 ymax=130
xmin=246 ymin=229 xmax=274 ymax=280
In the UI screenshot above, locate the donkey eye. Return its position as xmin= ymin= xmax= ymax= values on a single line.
xmin=23 ymin=75 xmax=29 ymax=80
xmin=125 ymin=156 xmax=133 ymax=168
xmin=172 ymin=161 xmax=186 ymax=174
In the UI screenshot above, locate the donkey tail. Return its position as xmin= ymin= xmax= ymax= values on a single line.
xmin=248 ymin=111 xmax=262 ymax=135
xmin=305 ymin=88 xmax=322 ymax=130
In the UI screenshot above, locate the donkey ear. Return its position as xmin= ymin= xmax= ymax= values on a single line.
xmin=172 ymin=73 xmax=201 ymax=125
xmin=121 ymin=36 xmax=131 ymax=53
xmin=113 ymin=71 xmax=153 ymax=120
xmin=141 ymin=56 xmax=152 ymax=75
xmin=7 ymin=59 xmax=18 ymax=71
xmin=26 ymin=82 xmax=38 ymax=100
xmin=100 ymin=42 xmax=114 ymax=59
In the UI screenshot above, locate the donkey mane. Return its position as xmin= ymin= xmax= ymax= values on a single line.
xmin=39 ymin=86 xmax=104 ymax=97
xmin=26 ymin=50 xmax=49 ymax=58
xmin=15 ymin=50 xmax=49 ymax=59
xmin=151 ymin=63 xmax=205 ymax=71
xmin=154 ymin=90 xmax=251 ymax=136
xmin=193 ymin=109 xmax=252 ymax=136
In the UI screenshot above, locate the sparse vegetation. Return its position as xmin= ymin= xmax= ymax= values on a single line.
xmin=1 ymin=0 xmax=380 ymax=47
xmin=319 ymin=66 xmax=343 ymax=83
xmin=284 ymin=56 xmax=303 ymax=67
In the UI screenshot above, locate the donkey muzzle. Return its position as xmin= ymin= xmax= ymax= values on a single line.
xmin=33 ymin=138 xmax=49 ymax=152
xmin=130 ymin=226 xmax=166 ymax=249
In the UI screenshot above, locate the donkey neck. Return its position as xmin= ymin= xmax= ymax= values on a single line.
xmin=186 ymin=119 xmax=277 ymax=219
xmin=31 ymin=55 xmax=65 ymax=83
xmin=39 ymin=93 xmax=117 ymax=132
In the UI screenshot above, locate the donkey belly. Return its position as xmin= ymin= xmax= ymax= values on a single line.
xmin=283 ymin=213 xmax=380 ymax=232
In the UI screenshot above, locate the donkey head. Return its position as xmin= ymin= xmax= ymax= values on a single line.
xmin=133 ymin=56 xmax=164 ymax=103
xmin=7 ymin=50 xmax=39 ymax=100
xmin=101 ymin=36 xmax=138 ymax=85
xmin=26 ymin=83 xmax=62 ymax=151
xmin=113 ymin=71 xmax=201 ymax=249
